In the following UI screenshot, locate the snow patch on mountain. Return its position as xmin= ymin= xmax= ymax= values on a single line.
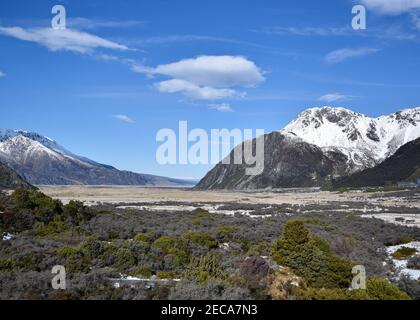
xmin=283 ymin=106 xmax=420 ymax=172
xmin=0 ymin=129 xmax=102 ymax=168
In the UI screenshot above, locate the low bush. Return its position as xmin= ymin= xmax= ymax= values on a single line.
xmin=134 ymin=266 xmax=152 ymax=278
xmin=392 ymin=247 xmax=417 ymax=260
xmin=182 ymin=231 xmax=217 ymax=249
xmin=157 ymin=271 xmax=176 ymax=279
xmin=183 ymin=254 xmax=228 ymax=285
xmin=271 ymin=220 xmax=354 ymax=289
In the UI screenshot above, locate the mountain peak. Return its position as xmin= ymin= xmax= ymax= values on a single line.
xmin=284 ymin=106 xmax=420 ymax=172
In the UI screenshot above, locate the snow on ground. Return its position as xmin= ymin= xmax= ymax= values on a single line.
xmin=361 ymin=213 xmax=420 ymax=228
xmin=111 ymin=274 xmax=181 ymax=288
xmin=116 ymin=204 xmax=274 ymax=219
xmin=386 ymin=242 xmax=420 ymax=280
xmin=2 ymin=233 xmax=14 ymax=241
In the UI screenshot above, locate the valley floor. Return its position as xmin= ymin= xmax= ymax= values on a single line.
xmin=39 ymin=186 xmax=420 ymax=209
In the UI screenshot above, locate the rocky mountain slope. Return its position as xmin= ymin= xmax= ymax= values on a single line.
xmin=0 ymin=129 xmax=191 ymax=186
xmin=333 ymin=137 xmax=420 ymax=188
xmin=195 ymin=131 xmax=348 ymax=190
xmin=0 ymin=161 xmax=31 ymax=189
xmin=197 ymin=106 xmax=420 ymax=190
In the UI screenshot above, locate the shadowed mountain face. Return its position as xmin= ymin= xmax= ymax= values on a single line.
xmin=0 ymin=129 xmax=191 ymax=187
xmin=0 ymin=161 xmax=31 ymax=189
xmin=195 ymin=132 xmax=348 ymax=190
xmin=197 ymin=106 xmax=420 ymax=190
xmin=333 ymin=137 xmax=420 ymax=188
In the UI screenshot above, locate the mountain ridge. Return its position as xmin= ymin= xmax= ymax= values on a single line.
xmin=0 ymin=129 xmax=192 ymax=187
xmin=195 ymin=131 xmax=348 ymax=190
xmin=333 ymin=137 xmax=420 ymax=188
xmin=197 ymin=106 xmax=420 ymax=190
xmin=284 ymin=106 xmax=420 ymax=173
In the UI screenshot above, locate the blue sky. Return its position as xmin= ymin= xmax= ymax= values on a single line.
xmin=1 ymin=0 xmax=420 ymax=179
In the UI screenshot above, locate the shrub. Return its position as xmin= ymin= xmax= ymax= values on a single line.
xmin=157 ymin=271 xmax=176 ymax=279
xmin=246 ymin=242 xmax=270 ymax=257
xmin=300 ymin=287 xmax=367 ymax=300
xmin=55 ymin=246 xmax=80 ymax=258
xmin=271 ymin=220 xmax=354 ymax=289
xmin=392 ymin=247 xmax=417 ymax=260
xmin=11 ymin=189 xmax=62 ymax=214
xmin=33 ymin=216 xmax=69 ymax=237
xmin=79 ymin=238 xmax=104 ymax=259
xmin=153 ymin=236 xmax=176 ymax=254
xmin=365 ymin=277 xmax=410 ymax=300
xmin=115 ymin=248 xmax=136 ymax=271
xmin=134 ymin=267 xmax=152 ymax=278
xmin=10 ymin=189 xmax=34 ymax=210
xmin=133 ymin=232 xmax=153 ymax=244
xmin=400 ymin=236 xmax=415 ymax=244
xmin=300 ymin=277 xmax=410 ymax=300
xmin=63 ymin=200 xmax=93 ymax=225
xmin=55 ymin=245 xmax=90 ymax=273
xmin=182 ymin=231 xmax=217 ymax=249
xmin=183 ymin=254 xmax=228 ymax=285
xmin=165 ymin=249 xmax=190 ymax=269
xmin=217 ymin=225 xmax=237 ymax=236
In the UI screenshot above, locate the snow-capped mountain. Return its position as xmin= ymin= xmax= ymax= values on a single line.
xmin=333 ymin=137 xmax=420 ymax=188
xmin=0 ymin=129 xmax=192 ymax=186
xmin=197 ymin=105 xmax=420 ymax=190
xmin=283 ymin=106 xmax=420 ymax=173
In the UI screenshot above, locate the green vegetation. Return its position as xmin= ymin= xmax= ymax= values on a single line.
xmin=134 ymin=267 xmax=152 ymax=278
xmin=400 ymin=236 xmax=415 ymax=244
xmin=392 ymin=247 xmax=418 ymax=260
xmin=182 ymin=231 xmax=217 ymax=249
xmin=183 ymin=254 xmax=228 ymax=285
xmin=115 ymin=248 xmax=136 ymax=271
xmin=157 ymin=271 xmax=176 ymax=279
xmin=300 ymin=278 xmax=410 ymax=300
xmin=271 ymin=220 xmax=354 ymax=289
xmin=1 ymin=188 xmax=419 ymax=300
xmin=133 ymin=232 xmax=153 ymax=244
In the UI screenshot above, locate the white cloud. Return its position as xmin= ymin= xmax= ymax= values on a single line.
xmin=318 ymin=93 xmax=347 ymax=103
xmin=155 ymin=79 xmax=240 ymax=100
xmin=0 ymin=71 xmax=5 ymax=77
xmin=133 ymin=55 xmax=264 ymax=100
xmin=0 ymin=26 xmax=129 ymax=54
xmin=112 ymin=114 xmax=135 ymax=123
xmin=208 ymin=103 xmax=234 ymax=112
xmin=154 ymin=56 xmax=264 ymax=87
xmin=361 ymin=0 xmax=420 ymax=15
xmin=325 ymin=48 xmax=379 ymax=64
xmin=261 ymin=26 xmax=351 ymax=36
xmin=67 ymin=18 xmax=145 ymax=30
